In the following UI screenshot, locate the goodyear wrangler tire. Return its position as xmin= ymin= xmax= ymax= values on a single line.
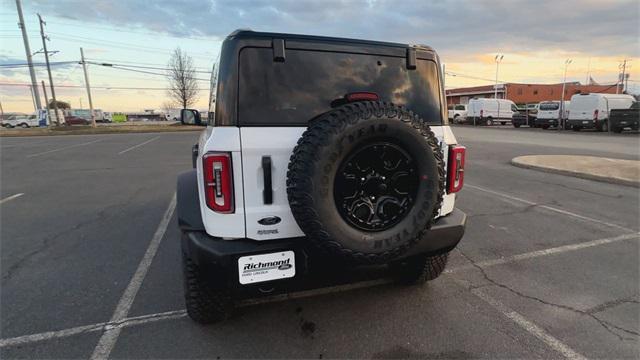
xmin=287 ymin=101 xmax=444 ymax=264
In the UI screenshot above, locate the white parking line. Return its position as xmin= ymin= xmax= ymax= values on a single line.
xmin=0 ymin=310 xmax=186 ymax=348
xmin=466 ymin=184 xmax=636 ymax=233
xmin=26 ymin=139 xmax=102 ymax=158
xmin=117 ymin=136 xmax=160 ymax=155
xmin=1 ymin=230 xmax=634 ymax=350
xmin=0 ymin=193 xmax=24 ymax=205
xmin=90 ymin=193 xmax=176 ymax=360
xmin=445 ymin=232 xmax=640 ymax=273
xmin=470 ymin=288 xmax=587 ymax=360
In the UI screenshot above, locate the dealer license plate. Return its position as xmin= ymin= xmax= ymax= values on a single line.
xmin=238 ymin=251 xmax=295 ymax=284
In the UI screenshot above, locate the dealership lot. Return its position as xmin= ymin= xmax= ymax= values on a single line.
xmin=1 ymin=128 xmax=638 ymax=359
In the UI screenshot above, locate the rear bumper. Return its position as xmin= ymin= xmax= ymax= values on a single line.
xmin=567 ymin=119 xmax=596 ymax=129
xmin=535 ymin=118 xmax=559 ymax=127
xmin=182 ymin=208 xmax=466 ymax=275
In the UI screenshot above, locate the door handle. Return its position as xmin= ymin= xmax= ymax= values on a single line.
xmin=262 ymin=156 xmax=273 ymax=204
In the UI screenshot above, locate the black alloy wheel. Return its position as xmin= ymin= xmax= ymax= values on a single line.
xmin=334 ymin=142 xmax=418 ymax=232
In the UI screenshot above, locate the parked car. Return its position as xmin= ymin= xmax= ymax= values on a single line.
xmin=535 ymin=101 xmax=570 ymax=129
xmin=448 ymin=104 xmax=468 ymax=123
xmin=609 ymin=101 xmax=639 ymax=133
xmin=176 ymin=29 xmax=467 ymax=323
xmin=566 ymin=93 xmax=635 ymax=131
xmin=64 ymin=115 xmax=91 ymax=126
xmin=465 ymin=98 xmax=518 ymax=125
xmin=512 ymin=111 xmax=535 ymax=128
xmin=2 ymin=114 xmax=39 ymax=128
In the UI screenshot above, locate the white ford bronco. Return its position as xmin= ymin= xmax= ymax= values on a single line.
xmin=177 ymin=30 xmax=467 ymax=323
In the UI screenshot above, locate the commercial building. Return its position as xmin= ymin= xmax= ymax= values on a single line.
xmin=446 ymin=82 xmax=622 ymax=105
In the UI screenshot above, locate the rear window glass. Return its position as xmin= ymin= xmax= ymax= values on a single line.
xmin=539 ymin=103 xmax=559 ymax=110
xmin=238 ymin=48 xmax=442 ymax=126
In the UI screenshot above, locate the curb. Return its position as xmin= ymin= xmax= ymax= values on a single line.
xmin=511 ymin=157 xmax=640 ymax=188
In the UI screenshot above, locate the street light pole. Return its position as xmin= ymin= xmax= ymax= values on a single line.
xmin=559 ymin=59 xmax=572 ymax=131
xmin=38 ymin=13 xmax=59 ymax=126
xmin=494 ymin=54 xmax=504 ymax=99
xmin=80 ymin=47 xmax=97 ymax=128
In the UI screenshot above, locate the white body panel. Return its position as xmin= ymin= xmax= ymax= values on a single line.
xmin=538 ymin=101 xmax=569 ymax=120
xmin=467 ymin=98 xmax=517 ymax=120
xmin=568 ymin=93 xmax=635 ymax=121
xmin=448 ymin=104 xmax=468 ymax=120
xmin=200 ymin=125 xmax=459 ymax=241
xmin=197 ymin=127 xmax=246 ymax=238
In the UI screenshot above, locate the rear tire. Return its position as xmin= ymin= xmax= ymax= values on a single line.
xmin=20 ymin=123 xmax=29 ymax=128
xmin=390 ymin=252 xmax=449 ymax=285
xmin=500 ymin=121 xmax=506 ymax=126
xmin=182 ymin=249 xmax=233 ymax=324
xmin=542 ymin=125 xmax=550 ymax=129
xmin=572 ymin=126 xmax=580 ymax=131
xmin=612 ymin=127 xmax=623 ymax=133
xmin=513 ymin=123 xmax=521 ymax=128
xmin=287 ymin=101 xmax=444 ymax=264
xmin=485 ymin=117 xmax=493 ymax=126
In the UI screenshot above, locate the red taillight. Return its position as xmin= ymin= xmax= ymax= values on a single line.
xmin=447 ymin=145 xmax=466 ymax=193
xmin=593 ymin=109 xmax=599 ymax=120
xmin=202 ymin=152 xmax=234 ymax=213
xmin=345 ymin=92 xmax=379 ymax=102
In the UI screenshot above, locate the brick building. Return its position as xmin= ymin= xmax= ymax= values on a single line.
xmin=446 ymin=82 xmax=622 ymax=106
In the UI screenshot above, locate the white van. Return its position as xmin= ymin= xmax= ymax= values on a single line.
xmin=466 ymin=98 xmax=518 ymax=126
xmin=566 ymin=93 xmax=635 ymax=131
xmin=535 ymin=101 xmax=570 ymax=129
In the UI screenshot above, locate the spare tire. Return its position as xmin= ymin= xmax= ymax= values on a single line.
xmin=287 ymin=101 xmax=444 ymax=264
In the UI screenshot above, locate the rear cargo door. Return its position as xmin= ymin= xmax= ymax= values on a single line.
xmin=239 ymin=128 xmax=306 ymax=241
xmin=237 ymin=45 xmax=447 ymax=241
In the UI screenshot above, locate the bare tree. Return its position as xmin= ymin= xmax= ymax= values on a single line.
xmin=167 ymin=47 xmax=199 ymax=109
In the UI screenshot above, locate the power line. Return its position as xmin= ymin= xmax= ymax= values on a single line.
xmin=0 ymin=82 xmax=210 ymax=91
xmin=86 ymin=61 xmax=212 ymax=74
xmin=86 ymin=61 xmax=211 ymax=81
xmin=86 ymin=57 xmax=211 ymax=71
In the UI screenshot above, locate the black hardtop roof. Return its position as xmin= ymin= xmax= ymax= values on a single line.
xmin=226 ymin=29 xmax=434 ymax=52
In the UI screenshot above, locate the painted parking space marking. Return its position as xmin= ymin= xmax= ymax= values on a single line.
xmin=445 ymin=232 xmax=640 ymax=273
xmin=0 ymin=193 xmax=24 ymax=205
xmin=466 ymin=184 xmax=636 ymax=233
xmin=90 ymin=193 xmax=176 ymax=360
xmin=26 ymin=139 xmax=102 ymax=158
xmin=1 ymin=230 xmax=634 ymax=350
xmin=117 ymin=136 xmax=160 ymax=155
xmin=470 ymin=287 xmax=587 ymax=360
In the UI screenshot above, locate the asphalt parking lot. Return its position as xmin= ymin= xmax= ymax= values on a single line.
xmin=1 ymin=128 xmax=638 ymax=359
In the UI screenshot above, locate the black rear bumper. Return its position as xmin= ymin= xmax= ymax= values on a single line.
xmin=182 ymin=208 xmax=466 ymax=270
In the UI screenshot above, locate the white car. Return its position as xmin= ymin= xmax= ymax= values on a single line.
xmin=2 ymin=114 xmax=39 ymax=128
xmin=448 ymin=104 xmax=468 ymax=123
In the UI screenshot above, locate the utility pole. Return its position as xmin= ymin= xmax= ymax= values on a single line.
xmin=29 ymin=85 xmax=37 ymax=112
xmin=37 ymin=13 xmax=59 ymax=126
xmin=494 ymin=54 xmax=504 ymax=99
xmin=41 ymin=80 xmax=51 ymax=126
xmin=618 ymin=60 xmax=627 ymax=94
xmin=15 ymin=0 xmax=41 ymax=110
xmin=559 ymin=59 xmax=572 ymax=131
xmin=80 ymin=48 xmax=96 ymax=127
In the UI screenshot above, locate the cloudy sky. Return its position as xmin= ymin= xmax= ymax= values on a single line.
xmin=1 ymin=0 xmax=638 ymax=112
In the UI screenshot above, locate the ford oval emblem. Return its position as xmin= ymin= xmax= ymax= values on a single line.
xmin=258 ymin=216 xmax=281 ymax=226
